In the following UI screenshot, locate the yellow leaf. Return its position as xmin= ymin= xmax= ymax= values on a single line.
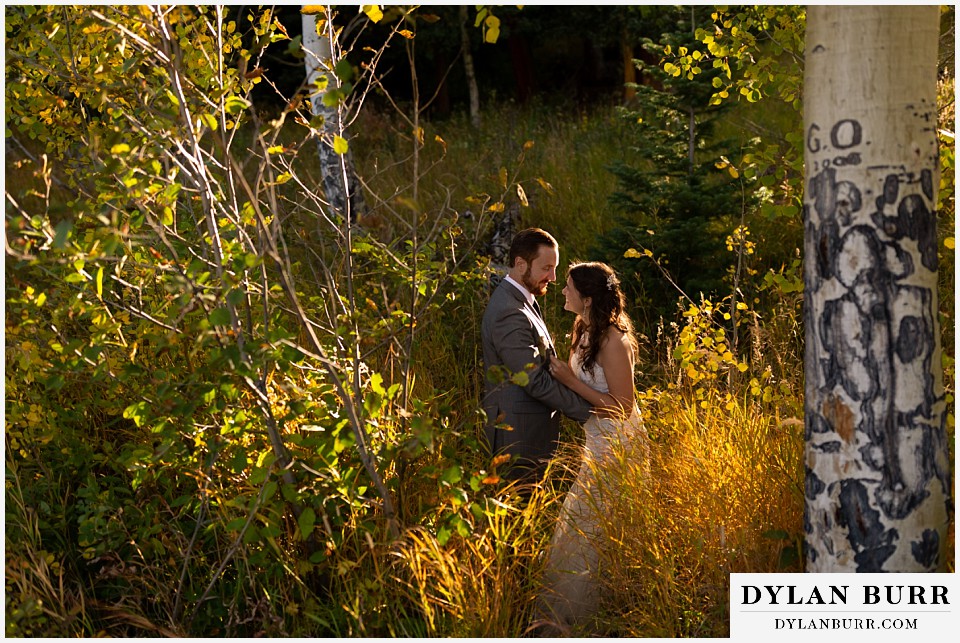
xmin=535 ymin=177 xmax=554 ymax=194
xmin=523 ymin=140 xmax=534 ymax=150
xmin=498 ymin=167 xmax=507 ymax=189
xmin=360 ymin=5 xmax=382 ymax=22
xmin=267 ymin=145 xmax=285 ymax=155
xmin=302 ymin=6 xmax=325 ymax=15
xmin=517 ymin=184 xmax=528 ymax=207
xmin=200 ymin=113 xmax=218 ymax=131
xmin=484 ymin=15 xmax=501 ymax=43
xmin=491 ymin=454 xmax=511 ymax=467
xmin=399 ymin=29 xmax=414 ymax=39
xmin=333 ymin=135 xmax=349 ymax=155
xmin=624 ymin=248 xmax=642 ymax=259
xmin=945 ymin=237 xmax=955 ymax=250
xmin=435 ymin=134 xmax=447 ymax=153
xmin=110 ymin=143 xmax=130 ymax=154
xmin=487 ymin=202 xmax=505 ymax=213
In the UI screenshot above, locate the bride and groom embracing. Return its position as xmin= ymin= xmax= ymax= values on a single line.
xmin=480 ymin=227 xmax=648 ymax=635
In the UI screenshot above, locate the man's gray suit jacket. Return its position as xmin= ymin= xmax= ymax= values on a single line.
xmin=480 ymin=279 xmax=592 ymax=481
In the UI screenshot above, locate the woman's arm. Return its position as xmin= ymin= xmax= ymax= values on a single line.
xmin=549 ymin=356 xmax=606 ymax=410
xmin=597 ymin=330 xmax=635 ymax=418
xmin=549 ymin=330 xmax=634 ymax=418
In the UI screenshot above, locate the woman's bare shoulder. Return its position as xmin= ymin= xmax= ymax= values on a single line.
xmin=600 ymin=326 xmax=628 ymax=346
xmin=598 ymin=327 xmax=631 ymax=360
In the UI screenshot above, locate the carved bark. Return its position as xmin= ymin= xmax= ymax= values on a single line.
xmin=803 ymin=6 xmax=951 ymax=572
xmin=301 ymin=9 xmax=365 ymax=224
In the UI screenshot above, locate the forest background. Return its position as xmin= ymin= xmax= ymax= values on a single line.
xmin=4 ymin=4 xmax=956 ymax=638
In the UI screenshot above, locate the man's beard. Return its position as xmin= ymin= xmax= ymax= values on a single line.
xmin=522 ymin=266 xmax=549 ymax=297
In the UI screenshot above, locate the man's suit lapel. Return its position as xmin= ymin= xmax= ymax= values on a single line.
xmin=526 ymin=298 xmax=555 ymax=358
xmin=500 ymin=279 xmax=556 ymax=358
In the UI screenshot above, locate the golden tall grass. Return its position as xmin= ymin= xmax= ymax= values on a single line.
xmin=381 ymin=382 xmax=805 ymax=638
xmin=595 ymin=387 xmax=805 ymax=637
xmin=389 ymin=486 xmax=561 ymax=637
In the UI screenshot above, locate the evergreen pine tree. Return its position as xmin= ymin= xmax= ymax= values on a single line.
xmin=592 ymin=7 xmax=755 ymax=333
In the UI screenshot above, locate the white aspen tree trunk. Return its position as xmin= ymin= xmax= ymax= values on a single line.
xmin=300 ymin=8 xmax=398 ymax=538
xmin=803 ymin=5 xmax=951 ymax=572
xmin=301 ymin=8 xmax=365 ymax=224
xmin=459 ymin=5 xmax=481 ymax=128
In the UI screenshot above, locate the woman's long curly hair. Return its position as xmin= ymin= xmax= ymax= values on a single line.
xmin=568 ymin=262 xmax=638 ymax=376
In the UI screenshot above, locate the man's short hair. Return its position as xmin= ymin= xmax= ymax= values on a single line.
xmin=508 ymin=228 xmax=558 ymax=268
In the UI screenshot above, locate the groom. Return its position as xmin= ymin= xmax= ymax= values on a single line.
xmin=481 ymin=227 xmax=592 ymax=483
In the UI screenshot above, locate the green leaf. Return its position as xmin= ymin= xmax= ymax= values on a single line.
xmin=209 ymin=307 xmax=231 ymax=326
xmin=298 ymin=507 xmax=316 ymax=540
xmin=123 ymin=401 xmax=149 ymax=427
xmin=321 ymin=89 xmax=343 ymax=107
xmin=334 ymin=57 xmax=353 ymax=82
xmin=263 ymin=481 xmax=278 ymax=500
xmin=370 ymin=372 xmax=386 ymax=396
xmin=52 ymin=219 xmax=72 ymax=249
xmin=286 ymin=34 xmax=304 ymax=58
xmin=224 ymin=96 xmax=250 ymax=114
xmin=440 ymin=465 xmax=462 ymax=485
xmin=436 ymin=524 xmax=452 ymax=546
xmin=779 ymin=545 xmax=798 ymax=569
xmin=44 ymin=374 xmax=66 ymax=391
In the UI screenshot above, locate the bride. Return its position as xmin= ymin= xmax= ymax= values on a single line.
xmin=536 ymin=261 xmax=647 ymax=635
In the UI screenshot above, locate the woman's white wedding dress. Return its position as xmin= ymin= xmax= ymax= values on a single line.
xmin=537 ymin=348 xmax=648 ymax=634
